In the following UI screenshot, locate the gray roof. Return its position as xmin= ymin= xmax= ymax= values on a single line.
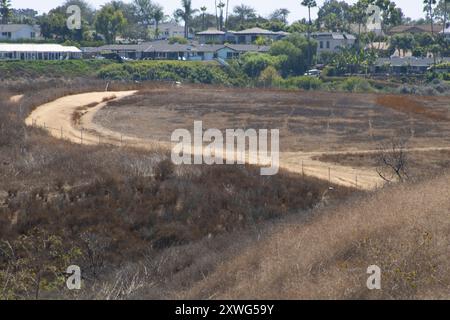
xmin=376 ymin=57 xmax=437 ymax=67
xmin=197 ymin=29 xmax=226 ymax=35
xmin=83 ymin=40 xmax=274 ymax=55
xmin=312 ymin=32 xmax=356 ymax=40
xmin=223 ymin=44 xmax=270 ymax=52
xmin=0 ymin=24 xmax=40 ymax=33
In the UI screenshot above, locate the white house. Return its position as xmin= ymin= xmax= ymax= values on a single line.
xmin=312 ymin=32 xmax=356 ymax=55
xmin=153 ymin=23 xmax=193 ymax=40
xmin=0 ymin=44 xmax=82 ymax=60
xmin=0 ymin=24 xmax=41 ymax=40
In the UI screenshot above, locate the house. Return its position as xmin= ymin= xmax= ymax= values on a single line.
xmin=312 ymin=32 xmax=356 ymax=55
xmin=196 ymin=28 xmax=227 ymax=44
xmin=373 ymin=57 xmax=450 ymax=74
xmin=89 ymin=41 xmax=218 ymax=61
xmin=365 ymin=42 xmax=410 ymax=57
xmin=196 ymin=27 xmax=288 ymax=44
xmin=85 ymin=40 xmax=272 ymax=61
xmin=153 ymin=23 xmax=192 ymax=40
xmin=0 ymin=24 xmax=41 ymax=40
xmin=388 ymin=24 xmax=443 ymax=35
xmin=232 ymin=28 xmax=286 ymax=44
xmin=216 ymin=44 xmax=270 ymax=60
xmin=0 ymin=43 xmax=82 ymax=60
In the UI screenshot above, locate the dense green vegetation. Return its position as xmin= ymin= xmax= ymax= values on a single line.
xmin=0 ymin=59 xmax=110 ymax=78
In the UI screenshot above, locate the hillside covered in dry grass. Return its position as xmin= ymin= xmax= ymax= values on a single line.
xmin=179 ymin=171 xmax=450 ymax=299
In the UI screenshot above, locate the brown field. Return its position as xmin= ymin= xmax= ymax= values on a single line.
xmin=95 ymin=87 xmax=450 ymax=152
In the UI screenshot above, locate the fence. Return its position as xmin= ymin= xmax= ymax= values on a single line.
xmin=30 ymin=118 xmax=382 ymax=191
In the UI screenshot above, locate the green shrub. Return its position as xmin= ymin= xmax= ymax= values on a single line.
xmin=97 ymin=60 xmax=241 ymax=86
xmin=340 ymin=77 xmax=373 ymax=92
xmin=280 ymin=76 xmax=323 ymax=90
xmin=0 ymin=60 xmax=111 ymax=79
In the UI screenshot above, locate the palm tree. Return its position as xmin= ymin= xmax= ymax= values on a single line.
xmin=174 ymin=0 xmax=198 ymax=38
xmin=0 ymin=0 xmax=12 ymax=24
xmin=225 ymin=0 xmax=230 ymax=30
xmin=233 ymin=4 xmax=256 ymax=27
xmin=424 ymin=0 xmax=437 ymax=35
xmin=200 ymin=6 xmax=207 ymax=30
xmin=134 ymin=0 xmax=154 ymax=31
xmin=217 ymin=1 xmax=225 ymax=30
xmin=215 ymin=0 xmax=218 ymax=29
xmin=152 ymin=4 xmax=164 ymax=38
xmin=270 ymin=8 xmax=290 ymax=24
xmin=301 ymin=0 xmax=317 ymax=68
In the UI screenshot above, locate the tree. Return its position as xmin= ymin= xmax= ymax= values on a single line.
xmin=217 ymin=1 xmax=225 ymax=31
xmin=95 ymin=4 xmax=127 ymax=44
xmin=174 ymin=0 xmax=198 ymax=38
xmin=434 ymin=0 xmax=450 ymax=31
xmin=233 ymin=4 xmax=256 ymax=26
xmin=152 ymin=4 xmax=164 ymax=38
xmin=0 ymin=0 xmax=11 ymax=24
xmin=200 ymin=6 xmax=207 ymax=30
xmin=39 ymin=11 xmax=69 ymax=40
xmin=423 ymin=0 xmax=438 ymax=35
xmin=390 ymin=33 xmax=415 ymax=57
xmin=270 ymin=33 xmax=316 ymax=76
xmin=269 ymin=8 xmax=290 ymax=24
xmin=225 ymin=0 xmax=230 ymax=29
xmin=133 ymin=0 xmax=154 ymax=30
xmin=317 ymin=0 xmax=351 ymax=32
xmin=301 ymin=0 xmax=317 ymax=69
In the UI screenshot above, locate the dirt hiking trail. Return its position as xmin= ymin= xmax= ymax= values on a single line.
xmin=26 ymin=90 xmax=449 ymax=190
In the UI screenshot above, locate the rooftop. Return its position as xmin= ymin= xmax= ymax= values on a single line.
xmin=0 ymin=43 xmax=81 ymax=53
xmin=389 ymin=24 xmax=443 ymax=34
xmin=233 ymin=27 xmax=276 ymax=35
xmin=0 ymin=24 xmax=40 ymax=33
xmin=196 ymin=28 xmax=226 ymax=35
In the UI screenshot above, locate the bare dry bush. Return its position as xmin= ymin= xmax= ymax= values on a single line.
xmin=376 ymin=138 xmax=410 ymax=183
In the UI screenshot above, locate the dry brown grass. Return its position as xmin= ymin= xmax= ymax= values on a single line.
xmin=0 ymin=80 xmax=356 ymax=299
xmin=376 ymin=95 xmax=449 ymax=121
xmin=313 ymin=150 xmax=450 ymax=179
xmin=178 ymin=171 xmax=450 ymax=299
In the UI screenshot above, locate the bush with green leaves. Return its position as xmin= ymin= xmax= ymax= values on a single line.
xmin=340 ymin=77 xmax=374 ymax=92
xmin=239 ymin=53 xmax=284 ymax=78
xmin=97 ymin=61 xmax=240 ymax=85
xmin=280 ymin=76 xmax=323 ymax=90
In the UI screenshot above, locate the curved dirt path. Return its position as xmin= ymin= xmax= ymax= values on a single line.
xmin=27 ymin=91 xmax=450 ymax=190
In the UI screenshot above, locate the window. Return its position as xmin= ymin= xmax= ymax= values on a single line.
xmin=31 ymin=32 xmax=36 ymax=39
xmin=326 ymin=41 xmax=330 ymax=49
xmin=2 ymin=32 xmax=11 ymax=39
xmin=320 ymin=41 xmax=323 ymax=49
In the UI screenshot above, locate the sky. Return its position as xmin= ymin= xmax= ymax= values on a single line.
xmin=10 ymin=0 xmax=426 ymax=23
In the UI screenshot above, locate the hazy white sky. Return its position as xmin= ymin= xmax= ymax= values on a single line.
xmin=11 ymin=0 xmax=426 ymax=22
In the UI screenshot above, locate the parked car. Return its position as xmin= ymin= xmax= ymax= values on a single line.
xmin=304 ymin=69 xmax=321 ymax=77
